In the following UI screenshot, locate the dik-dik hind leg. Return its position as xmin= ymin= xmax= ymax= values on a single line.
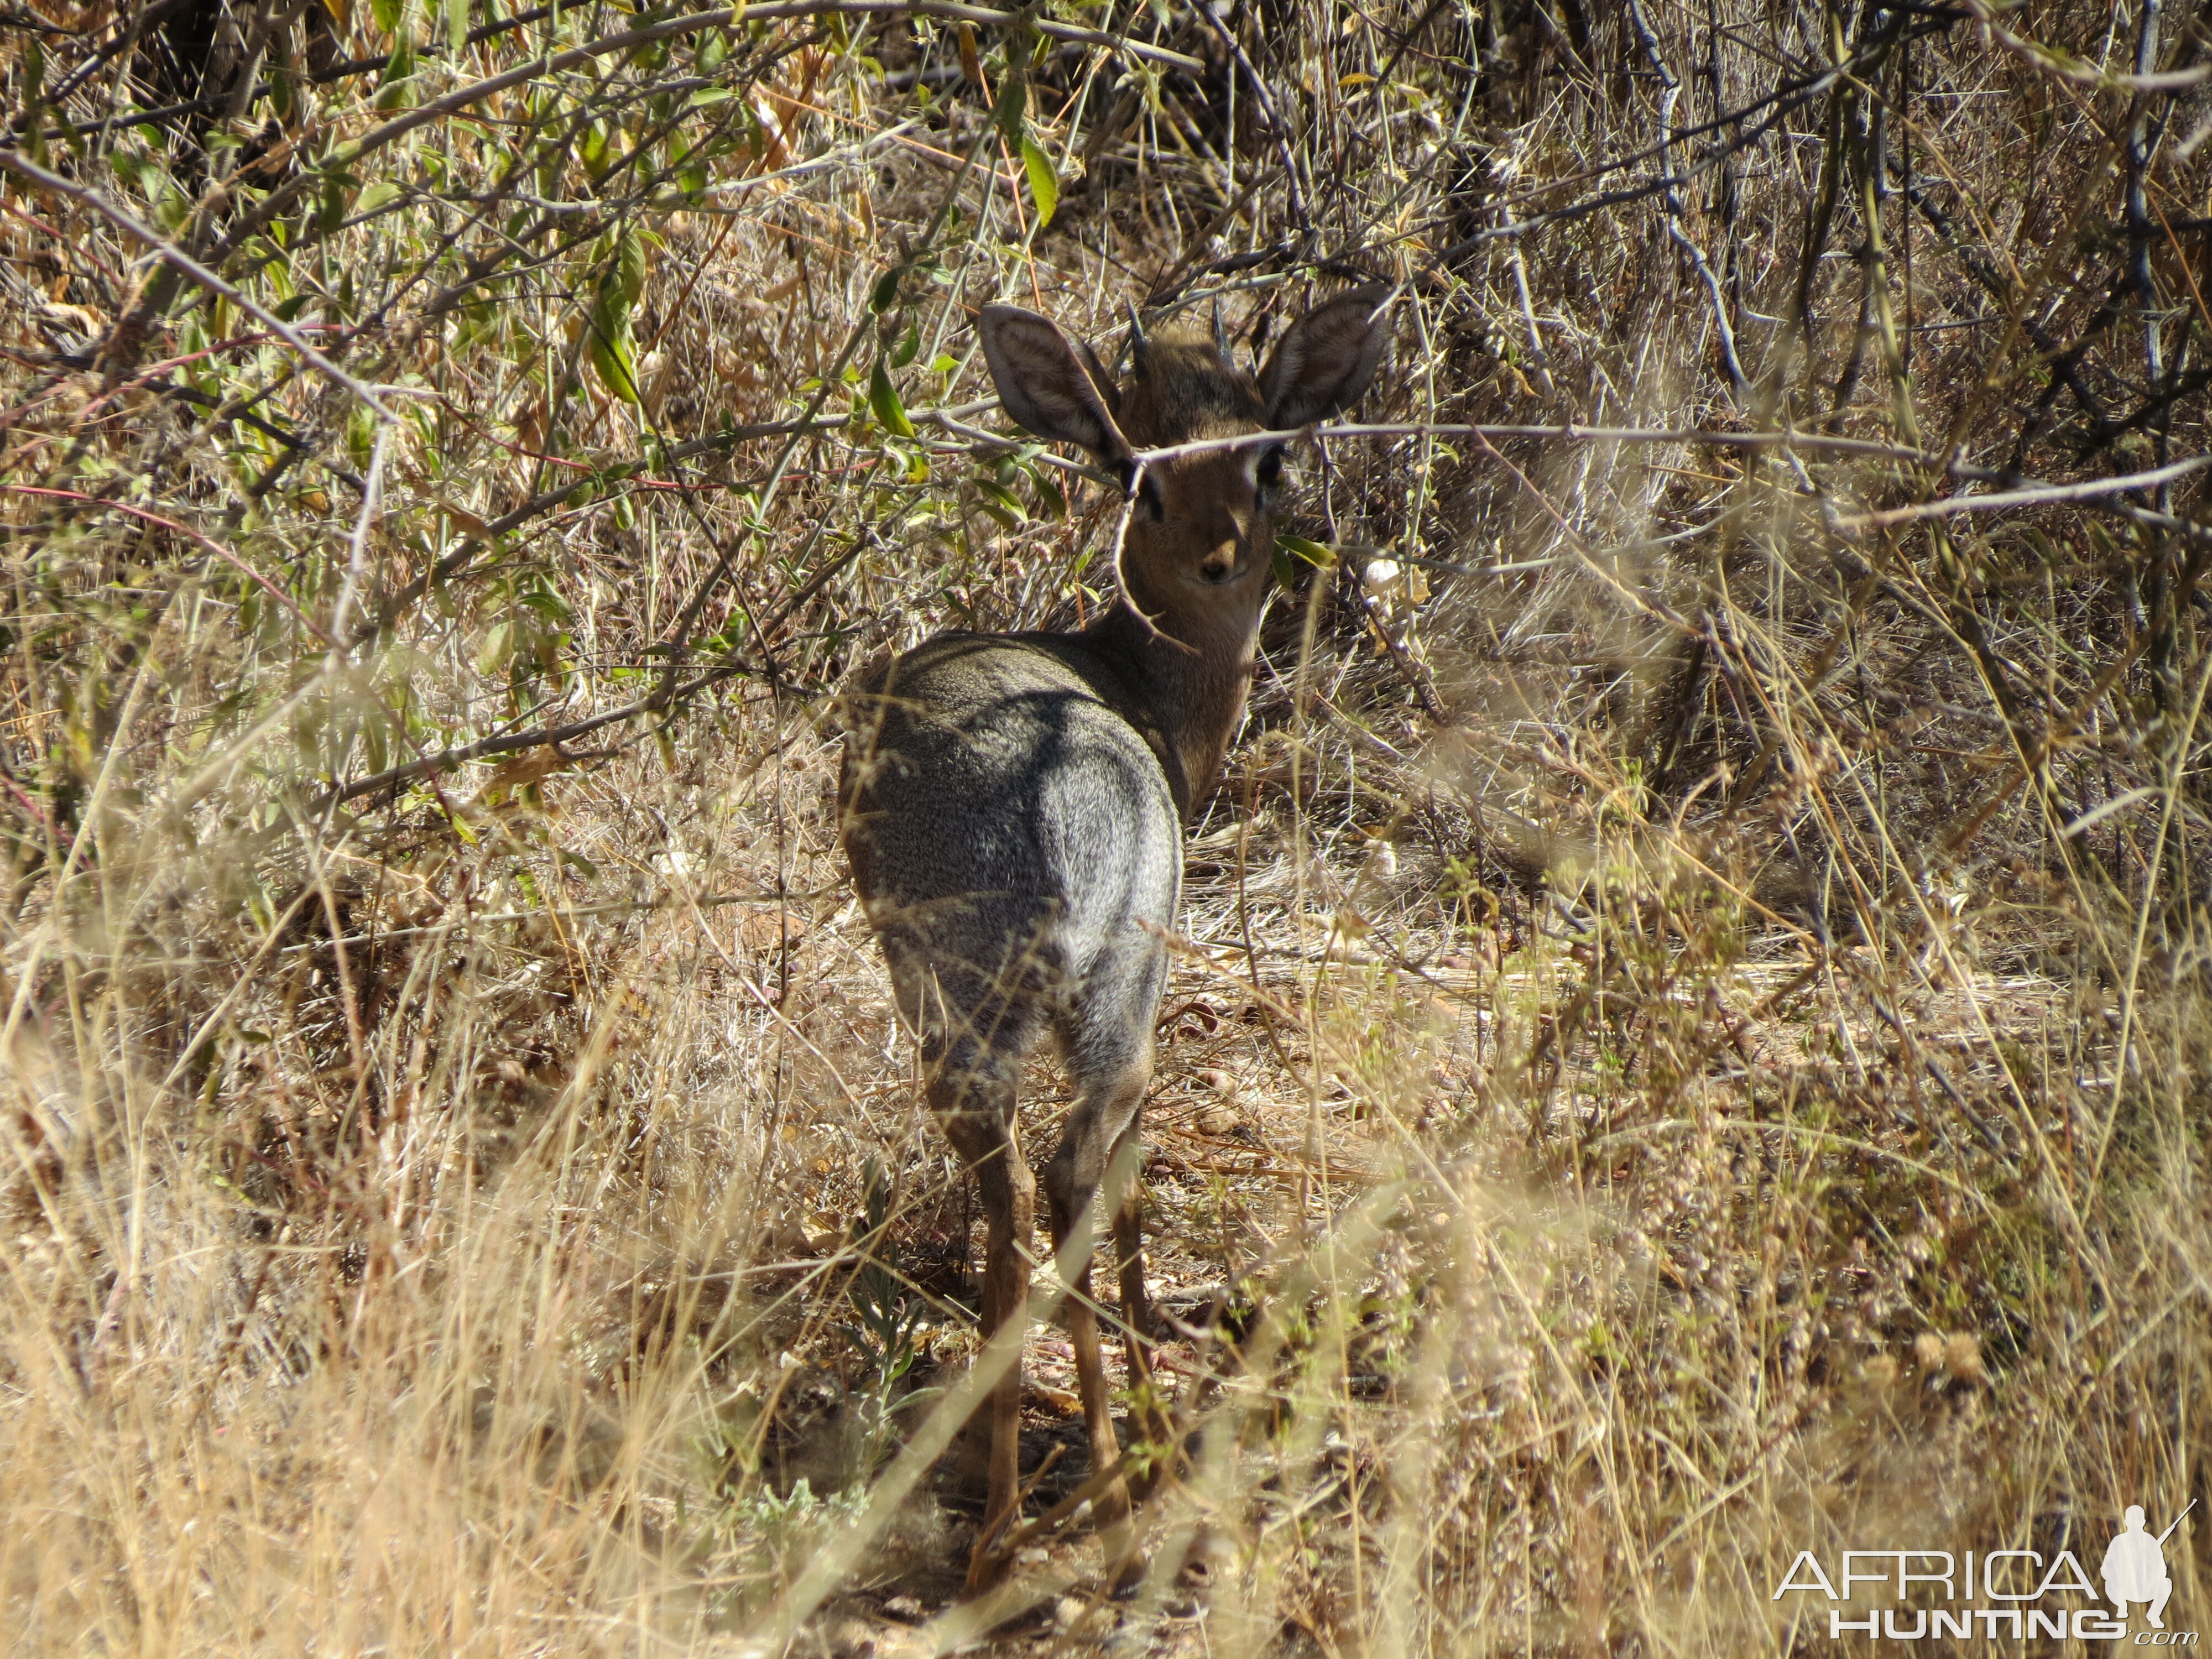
xmin=1045 ymin=963 xmax=1162 ymax=1574
xmin=1105 ymin=1113 xmax=1172 ymax=1501
xmin=926 ymin=1056 xmax=1034 ymax=1595
xmin=1043 ymin=1080 xmax=1145 ymax=1441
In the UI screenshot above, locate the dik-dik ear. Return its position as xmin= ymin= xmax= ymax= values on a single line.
xmin=978 ymin=305 xmax=1135 ymax=478
xmin=1258 ymin=284 xmax=1391 ymax=430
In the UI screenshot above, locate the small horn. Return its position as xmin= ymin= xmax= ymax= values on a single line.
xmin=1125 ymin=300 xmax=1150 ymax=365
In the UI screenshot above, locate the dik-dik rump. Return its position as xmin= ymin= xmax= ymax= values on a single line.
xmin=839 ymin=287 xmax=1389 ymax=1592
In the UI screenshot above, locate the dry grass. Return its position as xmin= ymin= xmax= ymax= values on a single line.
xmin=4 ymin=0 xmax=2211 ymax=1651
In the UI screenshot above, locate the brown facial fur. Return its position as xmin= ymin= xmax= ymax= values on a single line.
xmin=1110 ymin=334 xmax=1280 ymax=649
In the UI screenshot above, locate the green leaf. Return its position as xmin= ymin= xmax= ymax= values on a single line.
xmin=370 ymin=0 xmax=404 ymax=34
xmin=868 ymin=359 xmax=914 ymax=437
xmin=588 ymin=281 xmax=640 ymax=403
xmin=1273 ymin=533 xmax=1336 ymax=588
xmin=617 ymin=227 xmax=649 ymax=308
xmin=372 ymin=36 xmax=416 ymax=109
xmin=975 ymin=479 xmax=1026 ymax=528
xmin=23 ymin=43 xmax=49 ymax=162
xmin=580 ymin=120 xmax=612 ymax=175
xmin=891 ymin=323 xmax=921 ymax=368
xmin=445 ymin=0 xmax=466 ymax=54
xmin=870 ymin=265 xmax=904 ymax=313
xmin=356 ymin=180 xmax=404 ymax=216
xmin=519 ymin=588 xmax=573 ymax=622
xmin=992 ymin=75 xmax=1026 ymax=143
xmin=590 ymin=330 xmax=640 ymax=403
xmin=1019 ymin=135 xmax=1058 ymax=228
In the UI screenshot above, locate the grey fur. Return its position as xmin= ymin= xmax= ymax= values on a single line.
xmin=841 ymin=634 xmax=1179 ymax=1115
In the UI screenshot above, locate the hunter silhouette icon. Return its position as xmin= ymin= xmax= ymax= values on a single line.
xmin=2103 ymin=1502 xmax=2194 ymax=1628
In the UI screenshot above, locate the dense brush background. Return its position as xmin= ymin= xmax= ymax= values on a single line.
xmin=4 ymin=0 xmax=2211 ymax=1651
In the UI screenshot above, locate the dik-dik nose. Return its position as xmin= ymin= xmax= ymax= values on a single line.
xmin=1198 ymin=543 xmax=1239 ymax=583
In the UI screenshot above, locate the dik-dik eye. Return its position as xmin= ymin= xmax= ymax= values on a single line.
xmin=1254 ymin=445 xmax=1286 ymax=501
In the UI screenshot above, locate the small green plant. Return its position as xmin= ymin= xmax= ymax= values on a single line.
xmin=710 ymin=1477 xmax=868 ymax=1616
xmin=832 ymin=1160 xmax=935 ymax=1472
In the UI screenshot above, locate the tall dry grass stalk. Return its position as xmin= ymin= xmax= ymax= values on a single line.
xmin=3 ymin=0 xmax=2209 ymax=1650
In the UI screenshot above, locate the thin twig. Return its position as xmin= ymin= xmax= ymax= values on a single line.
xmin=0 ymin=149 xmax=398 ymax=418
xmin=1830 ymin=455 xmax=2212 ymax=530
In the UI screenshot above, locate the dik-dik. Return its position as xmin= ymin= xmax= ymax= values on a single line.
xmin=838 ymin=287 xmax=1388 ymax=1591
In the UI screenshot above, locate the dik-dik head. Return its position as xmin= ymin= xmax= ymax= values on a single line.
xmin=978 ymin=288 xmax=1390 ymax=644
